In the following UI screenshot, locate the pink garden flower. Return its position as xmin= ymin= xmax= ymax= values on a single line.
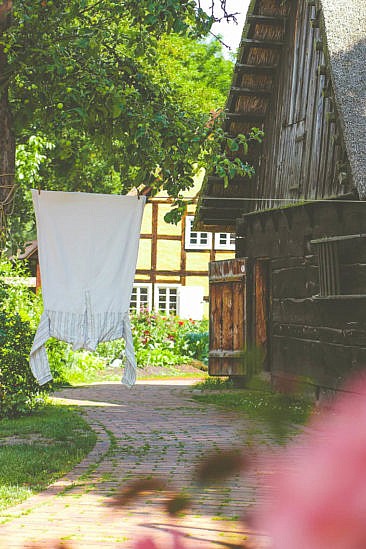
xmin=255 ymin=376 xmax=366 ymax=549
xmin=134 ymin=532 xmax=188 ymax=549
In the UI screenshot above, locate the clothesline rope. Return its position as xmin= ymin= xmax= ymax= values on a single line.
xmin=151 ymin=196 xmax=366 ymax=203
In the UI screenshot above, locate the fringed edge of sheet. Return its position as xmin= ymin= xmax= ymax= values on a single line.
xmin=30 ymin=311 xmax=137 ymax=387
xmin=30 ymin=312 xmax=53 ymax=385
xmin=120 ymin=315 xmax=136 ymax=388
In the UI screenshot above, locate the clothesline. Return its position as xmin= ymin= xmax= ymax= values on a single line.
xmin=151 ymin=196 xmax=366 ymax=203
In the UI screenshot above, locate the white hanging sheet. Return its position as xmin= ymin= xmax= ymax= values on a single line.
xmin=30 ymin=190 xmax=146 ymax=387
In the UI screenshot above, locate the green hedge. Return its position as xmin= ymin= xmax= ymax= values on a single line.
xmin=0 ymin=309 xmax=47 ymax=418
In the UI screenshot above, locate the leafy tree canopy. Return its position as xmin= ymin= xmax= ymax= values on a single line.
xmin=1 ymin=1 xmax=260 ymax=250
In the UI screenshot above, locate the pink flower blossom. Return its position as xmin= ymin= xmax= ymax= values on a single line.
xmin=255 ymin=376 xmax=366 ymax=549
xmin=134 ymin=538 xmax=159 ymax=549
xmin=133 ymin=532 xmax=188 ymax=549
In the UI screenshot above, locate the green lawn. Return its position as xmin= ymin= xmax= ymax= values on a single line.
xmin=0 ymin=403 xmax=96 ymax=511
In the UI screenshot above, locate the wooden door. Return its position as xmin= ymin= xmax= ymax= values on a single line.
xmin=208 ymin=258 xmax=249 ymax=376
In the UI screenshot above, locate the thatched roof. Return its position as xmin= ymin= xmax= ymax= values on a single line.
xmin=196 ymin=0 xmax=366 ymax=230
xmin=321 ymin=0 xmax=366 ymax=198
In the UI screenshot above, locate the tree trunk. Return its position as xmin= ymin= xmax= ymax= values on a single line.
xmin=0 ymin=0 xmax=15 ymax=242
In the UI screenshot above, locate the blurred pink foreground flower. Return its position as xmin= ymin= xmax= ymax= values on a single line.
xmin=255 ymin=376 xmax=366 ymax=549
xmin=134 ymin=532 xmax=187 ymax=549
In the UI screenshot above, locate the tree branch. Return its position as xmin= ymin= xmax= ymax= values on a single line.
xmin=79 ymin=0 xmax=104 ymax=16
xmin=197 ymin=0 xmax=239 ymax=24
xmin=208 ymin=30 xmax=231 ymax=50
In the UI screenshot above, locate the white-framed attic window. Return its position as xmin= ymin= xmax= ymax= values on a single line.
xmin=154 ymin=284 xmax=180 ymax=315
xmin=130 ymin=283 xmax=152 ymax=312
xmin=214 ymin=232 xmax=236 ymax=250
xmin=185 ymin=216 xmax=212 ymax=250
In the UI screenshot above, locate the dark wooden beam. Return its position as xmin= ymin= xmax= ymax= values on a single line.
xmin=240 ymin=38 xmax=285 ymax=48
xmin=141 ymin=233 xmax=181 ymax=241
xmin=247 ymin=14 xmax=287 ymax=24
xmin=151 ymin=202 xmax=158 ymax=286
xmin=200 ymin=209 xmax=244 ymax=220
xmin=136 ymin=269 xmax=209 ymax=277
xmin=201 ymin=203 xmax=246 ymax=211
xmin=225 ymin=112 xmax=266 ymax=122
xmin=200 ymin=218 xmax=238 ymax=226
xmin=201 ymin=197 xmax=250 ymax=206
xmin=234 ymin=63 xmax=277 ymax=73
xmin=230 ymin=86 xmax=271 ymax=97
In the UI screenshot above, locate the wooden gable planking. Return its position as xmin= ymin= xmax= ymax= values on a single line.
xmin=197 ymin=0 xmax=288 ymax=230
xmin=195 ymin=0 xmax=360 ymax=230
xmin=256 ymin=0 xmax=351 ymax=210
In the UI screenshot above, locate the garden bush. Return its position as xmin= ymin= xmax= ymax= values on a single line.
xmin=0 ymin=308 xmax=46 ymax=418
xmin=0 ymin=260 xmax=48 ymax=418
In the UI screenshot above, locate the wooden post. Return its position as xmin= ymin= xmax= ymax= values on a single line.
xmin=36 ymin=262 xmax=42 ymax=294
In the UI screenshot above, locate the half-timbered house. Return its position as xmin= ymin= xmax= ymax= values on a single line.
xmin=196 ymin=0 xmax=366 ymax=392
xmin=131 ymin=177 xmax=235 ymax=319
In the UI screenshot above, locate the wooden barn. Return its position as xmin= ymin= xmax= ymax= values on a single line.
xmin=196 ymin=0 xmax=366 ymax=392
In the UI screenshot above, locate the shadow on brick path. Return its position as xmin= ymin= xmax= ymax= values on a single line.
xmin=0 ymin=380 xmax=270 ymax=548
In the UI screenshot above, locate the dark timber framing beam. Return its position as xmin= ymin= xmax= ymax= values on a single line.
xmin=247 ymin=14 xmax=287 ymax=24
xmin=234 ymin=63 xmax=277 ymax=73
xmin=230 ymin=86 xmax=271 ymax=97
xmin=225 ymin=112 xmax=266 ymax=122
xmin=240 ymin=38 xmax=285 ymax=48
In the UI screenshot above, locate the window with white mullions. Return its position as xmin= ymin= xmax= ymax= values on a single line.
xmin=155 ymin=285 xmax=180 ymax=315
xmin=130 ymin=284 xmax=152 ymax=312
xmin=214 ymin=232 xmax=236 ymax=250
xmin=185 ymin=216 xmax=212 ymax=250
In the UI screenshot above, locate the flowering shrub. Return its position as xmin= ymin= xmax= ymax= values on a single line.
xmin=132 ymin=309 xmax=208 ymax=366
xmin=45 ymin=310 xmax=208 ymax=384
xmin=96 ymin=309 xmax=208 ymax=370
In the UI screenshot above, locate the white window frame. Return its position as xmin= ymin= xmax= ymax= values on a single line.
xmin=185 ymin=216 xmax=212 ymax=250
xmin=214 ymin=232 xmax=236 ymax=250
xmin=154 ymin=284 xmax=181 ymax=316
xmin=130 ymin=283 xmax=152 ymax=312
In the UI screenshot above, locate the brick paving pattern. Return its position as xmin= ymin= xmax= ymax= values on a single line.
xmin=0 ymin=380 xmax=269 ymax=548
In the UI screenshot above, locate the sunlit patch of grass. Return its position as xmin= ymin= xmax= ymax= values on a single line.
xmin=194 ymin=377 xmax=233 ymax=390
xmin=0 ymin=486 xmax=32 ymax=512
xmin=0 ymin=404 xmax=96 ymax=511
xmin=193 ymin=377 xmax=314 ymax=441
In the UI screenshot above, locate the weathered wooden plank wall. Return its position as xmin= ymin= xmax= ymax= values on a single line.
xmin=237 ymin=202 xmax=366 ymax=390
xmin=256 ymin=0 xmax=351 ymax=210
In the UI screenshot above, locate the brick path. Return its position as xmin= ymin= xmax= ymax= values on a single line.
xmin=0 ymin=380 xmax=269 ymax=549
